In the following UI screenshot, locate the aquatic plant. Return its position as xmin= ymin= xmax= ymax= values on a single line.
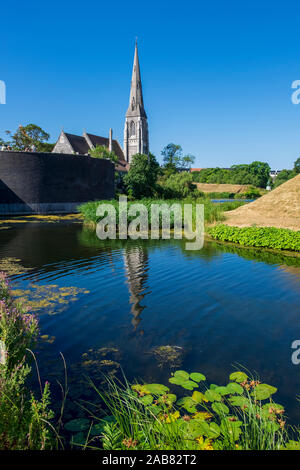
xmin=74 ymin=369 xmax=300 ymax=450
xmin=208 ymin=224 xmax=300 ymax=252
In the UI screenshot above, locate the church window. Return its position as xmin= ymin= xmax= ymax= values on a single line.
xmin=130 ymin=121 xmax=136 ymax=136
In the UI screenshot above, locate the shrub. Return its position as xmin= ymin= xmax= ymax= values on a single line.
xmin=208 ymin=225 xmax=300 ymax=252
xmin=157 ymin=172 xmax=199 ymax=199
xmin=0 ymin=273 xmax=54 ymax=449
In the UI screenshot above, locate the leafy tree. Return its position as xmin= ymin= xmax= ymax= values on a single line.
xmin=124 ymin=153 xmax=160 ymax=199
xmin=273 ymin=169 xmax=296 ymax=188
xmin=5 ymin=124 xmax=54 ymax=152
xmin=158 ymin=171 xmax=198 ymax=199
xmin=161 ymin=143 xmax=183 ymax=172
xmin=294 ymin=157 xmax=300 ymax=174
xmin=181 ymin=154 xmax=196 ymax=169
xmin=89 ymin=145 xmax=118 ymax=163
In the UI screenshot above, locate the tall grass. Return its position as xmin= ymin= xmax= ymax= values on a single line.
xmin=78 ymin=198 xmax=245 ymax=228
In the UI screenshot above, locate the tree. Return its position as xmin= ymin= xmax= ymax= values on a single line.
xmin=5 ymin=124 xmax=54 ymax=152
xmin=89 ymin=145 xmax=118 ymax=163
xmin=161 ymin=144 xmax=183 ymax=172
xmin=294 ymin=157 xmax=300 ymax=174
xmin=273 ymin=169 xmax=296 ymax=188
xmin=181 ymin=154 xmax=196 ymax=169
xmin=124 ymin=153 xmax=159 ymax=199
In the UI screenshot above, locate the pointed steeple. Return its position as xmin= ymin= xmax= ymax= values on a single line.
xmin=126 ymin=40 xmax=147 ymax=118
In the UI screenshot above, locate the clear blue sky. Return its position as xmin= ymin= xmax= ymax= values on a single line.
xmin=1 ymin=0 xmax=300 ymax=169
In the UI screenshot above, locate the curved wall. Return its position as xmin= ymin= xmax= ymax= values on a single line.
xmin=0 ymin=151 xmax=115 ymax=214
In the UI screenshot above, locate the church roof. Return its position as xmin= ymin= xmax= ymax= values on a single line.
xmin=64 ymin=133 xmax=90 ymax=154
xmin=126 ymin=41 xmax=147 ymax=118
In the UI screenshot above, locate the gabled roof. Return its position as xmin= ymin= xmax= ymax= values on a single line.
xmin=64 ymin=133 xmax=90 ymax=154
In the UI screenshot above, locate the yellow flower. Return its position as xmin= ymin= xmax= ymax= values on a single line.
xmin=196 ymin=436 xmax=214 ymax=450
xmin=165 ymin=411 xmax=180 ymax=423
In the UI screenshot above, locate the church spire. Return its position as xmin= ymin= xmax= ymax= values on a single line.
xmin=126 ymin=40 xmax=147 ymax=118
xmin=124 ymin=41 xmax=149 ymax=163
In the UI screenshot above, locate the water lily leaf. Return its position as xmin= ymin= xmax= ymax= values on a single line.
xmin=70 ymin=432 xmax=87 ymax=446
xmin=189 ymin=372 xmax=206 ymax=382
xmin=186 ymin=420 xmax=211 ymax=439
xmin=90 ymin=422 xmax=105 ymax=436
xmin=140 ymin=394 xmax=154 ymax=405
xmin=229 ymin=371 xmax=248 ymax=383
xmin=204 ymin=389 xmax=222 ymax=402
xmin=132 ymin=384 xmax=151 ymax=396
xmin=192 ymin=411 xmax=212 ymax=421
xmin=226 ymin=382 xmax=244 ymax=395
xmin=177 ymin=397 xmax=198 ymax=413
xmin=228 ymin=395 xmax=250 ymax=408
xmin=220 ymin=419 xmax=242 ymax=441
xmin=214 ymin=386 xmax=230 ymax=396
xmin=145 ymin=383 xmax=170 ymax=395
xmin=173 ymin=370 xmax=190 ymax=381
xmin=192 ymin=391 xmax=208 ymax=403
xmin=251 ymin=384 xmax=277 ymax=400
xmin=65 ymin=418 xmax=90 ymax=432
xmin=158 ymin=393 xmax=177 ymax=406
xmin=212 ymin=402 xmax=229 ymax=415
xmin=180 ymin=380 xmax=199 ymax=390
xmin=261 ymin=402 xmax=284 ymax=414
xmin=209 ymin=422 xmax=221 ymax=438
xmin=147 ymin=405 xmax=162 ymax=416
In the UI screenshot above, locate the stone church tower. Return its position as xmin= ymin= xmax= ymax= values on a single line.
xmin=124 ymin=41 xmax=149 ymax=163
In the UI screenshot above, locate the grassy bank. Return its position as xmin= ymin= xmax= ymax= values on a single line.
xmin=0 ymin=272 xmax=54 ymax=450
xmin=208 ymin=225 xmax=300 ymax=252
xmin=79 ymin=198 xmax=245 ymax=227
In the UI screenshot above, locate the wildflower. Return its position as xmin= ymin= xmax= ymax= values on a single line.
xmin=122 ymin=437 xmax=138 ymax=448
xmin=183 ymin=415 xmax=191 ymax=421
xmin=196 ymin=436 xmax=213 ymax=450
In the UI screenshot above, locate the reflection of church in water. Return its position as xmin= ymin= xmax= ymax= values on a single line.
xmin=123 ymin=245 xmax=149 ymax=331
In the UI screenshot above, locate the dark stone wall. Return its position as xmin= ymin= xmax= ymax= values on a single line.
xmin=0 ymin=151 xmax=115 ymax=214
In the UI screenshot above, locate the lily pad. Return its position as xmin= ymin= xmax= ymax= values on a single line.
xmin=251 ymin=383 xmax=277 ymax=400
xmin=204 ymin=389 xmax=222 ymax=402
xmin=145 ymin=383 xmax=170 ymax=395
xmin=229 ymin=371 xmax=248 ymax=383
xmin=226 ymin=382 xmax=244 ymax=395
xmin=174 ymin=370 xmax=190 ymax=381
xmin=70 ymin=432 xmax=87 ymax=446
xmin=140 ymin=394 xmax=154 ymax=405
xmin=65 ymin=418 xmax=90 ymax=432
xmin=189 ymin=372 xmax=206 ymax=382
xmin=212 ymin=402 xmax=229 ymax=415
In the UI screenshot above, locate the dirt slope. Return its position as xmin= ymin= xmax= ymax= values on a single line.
xmin=224 ymin=173 xmax=300 ymax=230
xmin=196 ymin=183 xmax=252 ymax=193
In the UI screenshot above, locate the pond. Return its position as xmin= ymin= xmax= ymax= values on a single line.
xmin=0 ymin=222 xmax=300 ymax=423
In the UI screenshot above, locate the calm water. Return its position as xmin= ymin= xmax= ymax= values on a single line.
xmin=1 ymin=222 xmax=300 ymax=421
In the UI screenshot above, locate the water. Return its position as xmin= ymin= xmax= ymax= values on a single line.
xmin=1 ymin=222 xmax=300 ymax=422
xmin=210 ymin=198 xmax=255 ymax=203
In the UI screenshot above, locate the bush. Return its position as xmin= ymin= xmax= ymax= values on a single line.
xmin=0 ymin=273 xmax=54 ymax=449
xmin=208 ymin=225 xmax=300 ymax=252
xmin=157 ymin=172 xmax=199 ymax=199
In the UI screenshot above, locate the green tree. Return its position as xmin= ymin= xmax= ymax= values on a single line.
xmin=273 ymin=169 xmax=296 ymax=188
xmin=124 ymin=153 xmax=159 ymax=199
xmin=294 ymin=157 xmax=300 ymax=174
xmin=161 ymin=143 xmax=183 ymax=172
xmin=159 ymin=171 xmax=198 ymax=199
xmin=5 ymin=124 xmax=54 ymax=152
xmin=89 ymin=145 xmax=118 ymax=163
xmin=181 ymin=153 xmax=196 ymax=169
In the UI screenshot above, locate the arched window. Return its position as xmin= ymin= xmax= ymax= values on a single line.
xmin=130 ymin=121 xmax=135 ymax=136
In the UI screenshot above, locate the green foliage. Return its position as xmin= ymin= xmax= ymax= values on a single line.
xmin=294 ymin=157 xmax=300 ymax=174
xmin=5 ymin=124 xmax=54 ymax=152
xmin=273 ymin=169 xmax=296 ymax=188
xmin=0 ymin=273 xmax=54 ymax=449
xmin=86 ymin=369 xmax=293 ymax=450
xmin=208 ymin=224 xmax=300 ymax=252
xmin=124 ymin=153 xmax=160 ymax=199
xmin=161 ymin=143 xmax=195 ymax=172
xmin=191 ymin=161 xmax=271 ymax=188
xmin=79 ymin=198 xmax=246 ymax=229
xmin=89 ymin=145 xmax=118 ymax=163
xmin=157 ymin=172 xmax=199 ymax=199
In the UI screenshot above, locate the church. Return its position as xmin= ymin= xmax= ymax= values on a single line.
xmin=52 ymin=41 xmax=149 ymax=170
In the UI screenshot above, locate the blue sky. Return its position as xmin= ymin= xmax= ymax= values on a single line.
xmin=1 ymin=0 xmax=300 ymax=169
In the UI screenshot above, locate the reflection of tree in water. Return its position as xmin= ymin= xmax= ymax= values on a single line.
xmin=123 ymin=245 xmax=149 ymax=331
